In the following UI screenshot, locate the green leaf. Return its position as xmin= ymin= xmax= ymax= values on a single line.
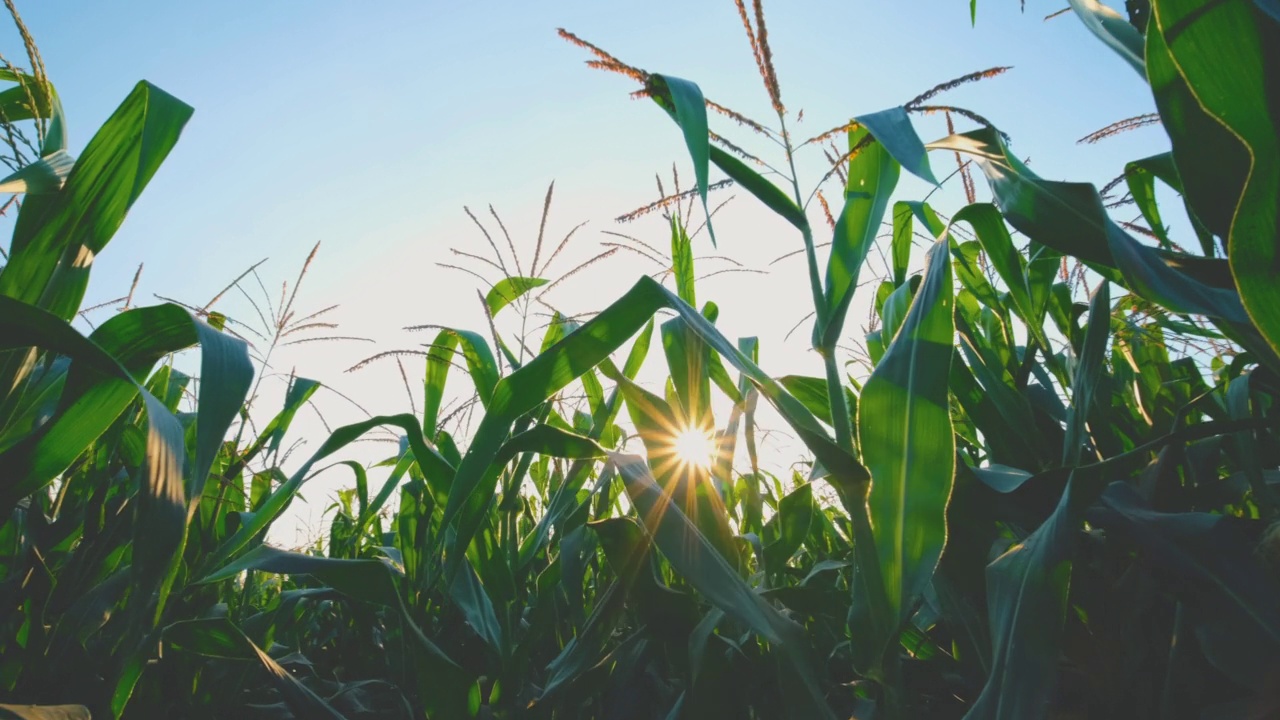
xmin=670 ymin=214 xmax=697 ymax=305
xmin=709 ymin=145 xmax=807 ymax=231
xmin=648 ymin=74 xmax=715 ymax=245
xmin=186 ymin=315 xmax=254 ymax=502
xmin=493 ymin=424 xmax=606 ymax=467
xmin=1144 ymin=16 xmax=1248 ymax=241
xmin=966 ymin=478 xmax=1079 ymax=720
xmin=0 ymin=302 xmax=198 ymax=498
xmin=1123 ymin=154 xmax=1177 ymax=251
xmin=890 ymin=201 xmax=944 ymax=288
xmin=950 ymin=204 xmax=1055 ymax=360
xmin=0 ymin=150 xmax=74 ymax=194
xmin=1063 ymin=282 xmax=1111 ymax=465
xmin=820 ymin=126 xmax=901 ymax=348
xmin=262 ymin=375 xmax=321 ymax=458
xmin=859 ymin=237 xmax=955 ymax=630
xmin=775 ymin=375 xmax=856 ymax=431
xmin=0 ymin=82 xmax=192 ymax=321
xmin=443 ymin=328 xmax=501 ymax=407
xmin=1067 ymin=0 xmax=1147 ymax=76
xmin=485 ymin=276 xmax=548 ymax=317
xmin=661 ymin=316 xmax=712 ymax=429
xmin=857 ymin=107 xmax=938 ymax=186
xmin=763 ymin=482 xmax=815 ymax=570
xmin=1149 ymin=0 xmax=1280 ymax=359
xmin=449 ymin=558 xmax=505 ymax=654
xmin=930 ymin=128 xmax=1248 ymax=325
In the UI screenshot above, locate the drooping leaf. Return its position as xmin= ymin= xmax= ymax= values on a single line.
xmin=1067 ymin=0 xmax=1147 ymax=76
xmin=856 ymin=106 xmax=938 ymax=186
xmin=648 ymin=74 xmax=716 ymax=245
xmin=485 ymin=276 xmax=548 ymax=317
xmin=929 ymin=128 xmax=1248 ymax=325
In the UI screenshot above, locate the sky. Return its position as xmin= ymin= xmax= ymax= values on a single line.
xmin=2 ymin=1 xmax=1175 ymax=545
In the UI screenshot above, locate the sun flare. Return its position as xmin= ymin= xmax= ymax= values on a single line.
xmin=670 ymin=427 xmax=716 ymax=469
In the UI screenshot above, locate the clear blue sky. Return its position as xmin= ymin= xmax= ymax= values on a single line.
xmin=3 ymin=1 xmax=1171 ymax=542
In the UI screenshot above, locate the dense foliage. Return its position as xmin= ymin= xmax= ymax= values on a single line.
xmin=1 ymin=1 xmax=1278 ymax=718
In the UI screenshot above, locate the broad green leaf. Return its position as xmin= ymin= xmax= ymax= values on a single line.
xmin=423 ymin=329 xmax=456 ymax=437
xmin=0 ymin=302 xmax=198 ymax=496
xmin=969 ymin=464 xmax=1035 ymax=494
xmin=1063 ymin=283 xmax=1111 ymax=465
xmin=880 ymin=274 xmax=921 ymax=345
xmin=820 ymin=126 xmax=900 ymax=348
xmin=1145 ymin=18 xmax=1248 ymax=241
xmin=0 ymin=82 xmax=192 ymax=321
xmin=485 ymin=276 xmax=547 ymax=317
xmin=859 ymin=236 xmax=955 ymax=630
xmin=442 ymin=327 xmax=500 ymax=406
xmin=449 ymin=557 xmax=505 ymax=654
xmin=1149 ymin=0 xmax=1280 ymax=359
xmin=775 ymin=375 xmax=856 ymax=431
xmin=263 ymin=376 xmax=320 ymax=457
xmin=1123 ymin=154 xmax=1176 ymax=250
xmin=965 ymin=478 xmax=1080 ymax=720
xmin=186 ymin=316 xmax=254 ymax=504
xmin=951 ymin=206 xmax=1035 ymax=332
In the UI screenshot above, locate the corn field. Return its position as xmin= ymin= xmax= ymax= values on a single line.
xmin=1 ymin=1 xmax=1279 ymax=718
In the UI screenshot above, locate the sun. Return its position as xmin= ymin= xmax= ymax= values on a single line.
xmin=670 ymin=426 xmax=716 ymax=469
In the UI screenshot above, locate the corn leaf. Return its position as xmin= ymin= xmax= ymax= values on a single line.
xmin=860 ymin=237 xmax=955 ymax=630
